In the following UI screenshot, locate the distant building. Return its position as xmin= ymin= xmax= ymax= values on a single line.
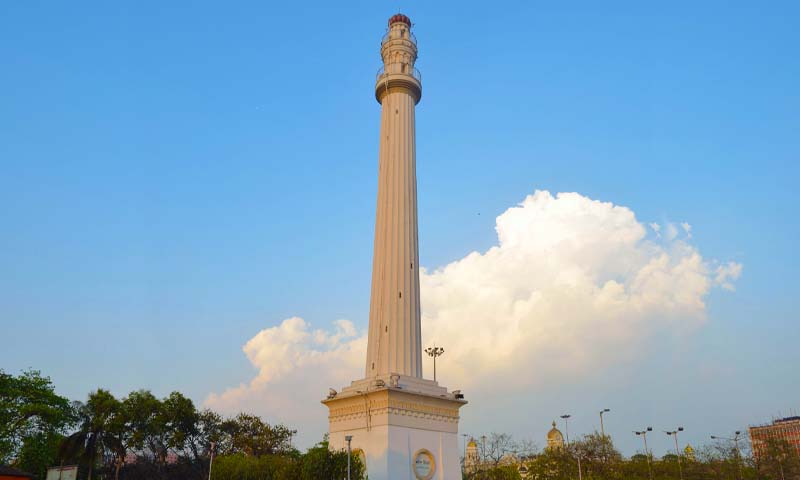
xmin=547 ymin=421 xmax=565 ymax=451
xmin=749 ymin=416 xmax=800 ymax=459
xmin=464 ymin=438 xmax=480 ymax=473
xmin=684 ymin=444 xmax=696 ymax=461
xmin=463 ymin=436 xmax=531 ymax=478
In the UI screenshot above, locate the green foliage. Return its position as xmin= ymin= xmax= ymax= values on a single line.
xmin=60 ymin=389 xmax=126 ymax=480
xmin=476 ymin=432 xmax=769 ymax=480
xmin=0 ymin=369 xmax=75 ymax=467
xmin=17 ymin=431 xmax=65 ymax=479
xmin=210 ymin=453 xmax=298 ymax=480
xmin=219 ymin=413 xmax=297 ymax=457
xmin=754 ymin=437 xmax=800 ymax=480
xmin=299 ymin=440 xmax=364 ymax=480
xmin=207 ymin=441 xmax=365 ymax=480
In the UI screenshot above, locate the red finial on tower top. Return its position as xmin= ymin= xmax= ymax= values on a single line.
xmin=388 ymin=13 xmax=411 ymax=27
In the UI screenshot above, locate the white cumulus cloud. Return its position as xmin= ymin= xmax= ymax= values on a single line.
xmin=204 ymin=190 xmax=741 ymax=444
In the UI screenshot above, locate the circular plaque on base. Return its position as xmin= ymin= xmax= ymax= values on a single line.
xmin=412 ymin=449 xmax=435 ymax=480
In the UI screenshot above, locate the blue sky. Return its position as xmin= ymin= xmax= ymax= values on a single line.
xmin=1 ymin=1 xmax=798 ymax=455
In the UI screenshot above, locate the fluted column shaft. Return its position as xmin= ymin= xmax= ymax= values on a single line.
xmin=365 ymin=87 xmax=421 ymax=378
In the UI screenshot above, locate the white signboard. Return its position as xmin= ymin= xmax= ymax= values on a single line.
xmin=413 ymin=449 xmax=435 ymax=480
xmin=46 ymin=465 xmax=78 ymax=480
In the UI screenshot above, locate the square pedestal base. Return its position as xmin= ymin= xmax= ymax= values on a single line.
xmin=322 ymin=375 xmax=467 ymax=480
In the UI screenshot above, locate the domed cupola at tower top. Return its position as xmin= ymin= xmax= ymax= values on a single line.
xmin=388 ymin=13 xmax=411 ymax=27
xmin=547 ymin=421 xmax=565 ymax=450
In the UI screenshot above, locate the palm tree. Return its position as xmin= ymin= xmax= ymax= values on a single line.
xmin=60 ymin=389 xmax=124 ymax=480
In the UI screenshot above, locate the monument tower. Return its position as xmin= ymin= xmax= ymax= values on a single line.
xmin=322 ymin=14 xmax=466 ymax=480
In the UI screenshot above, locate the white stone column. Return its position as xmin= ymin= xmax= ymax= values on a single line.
xmin=365 ymin=16 xmax=423 ymax=379
xmin=324 ymin=16 xmax=466 ymax=480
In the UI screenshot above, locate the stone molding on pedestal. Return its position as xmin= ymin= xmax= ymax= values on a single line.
xmin=322 ymin=376 xmax=467 ymax=434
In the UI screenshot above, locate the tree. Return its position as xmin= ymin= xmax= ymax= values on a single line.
xmin=572 ymin=432 xmax=624 ymax=480
xmin=523 ymin=447 xmax=573 ymax=480
xmin=123 ymin=389 xmax=167 ymax=466
xmin=221 ymin=413 xmax=297 ymax=457
xmin=756 ymin=438 xmax=800 ymax=480
xmin=60 ymin=389 xmax=124 ymax=480
xmin=482 ymin=433 xmax=517 ymax=468
xmin=16 ymin=431 xmax=65 ymax=479
xmin=299 ymin=440 xmax=364 ymax=480
xmin=0 ymin=369 xmax=75 ymax=464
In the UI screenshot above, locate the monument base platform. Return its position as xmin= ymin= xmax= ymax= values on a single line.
xmin=322 ymin=374 xmax=467 ymax=480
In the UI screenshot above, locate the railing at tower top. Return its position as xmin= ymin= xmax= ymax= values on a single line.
xmin=381 ymin=30 xmax=417 ymax=46
xmin=376 ymin=65 xmax=422 ymax=83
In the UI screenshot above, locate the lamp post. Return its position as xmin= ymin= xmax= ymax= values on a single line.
xmin=711 ymin=431 xmax=744 ymax=480
xmin=207 ymin=442 xmax=216 ymax=480
xmin=665 ymin=427 xmax=685 ymax=480
xmin=560 ymin=414 xmax=582 ymax=480
xmin=634 ymin=427 xmax=654 ymax=480
xmin=560 ymin=415 xmax=571 ymax=444
xmin=481 ymin=435 xmax=487 ymax=473
xmin=425 ymin=346 xmax=444 ymax=381
xmin=345 ymin=435 xmax=353 ymax=480
xmin=461 ymin=433 xmax=469 ymax=472
xmin=599 ymin=409 xmax=611 ymax=438
xmin=599 ymin=409 xmax=611 ymax=463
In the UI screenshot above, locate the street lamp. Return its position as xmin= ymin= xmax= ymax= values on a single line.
xmin=345 ymin=435 xmax=353 ymax=480
xmin=207 ymin=442 xmax=216 ymax=480
xmin=461 ymin=433 xmax=469 ymax=472
xmin=481 ymin=435 xmax=487 ymax=472
xmin=634 ymin=427 xmax=654 ymax=480
xmin=560 ymin=414 xmax=572 ymax=444
xmin=425 ymin=346 xmax=444 ymax=381
xmin=665 ymin=427 xmax=685 ymax=480
xmin=711 ymin=431 xmax=744 ymax=480
xmin=560 ymin=414 xmax=582 ymax=480
xmin=599 ymin=409 xmax=611 ymax=438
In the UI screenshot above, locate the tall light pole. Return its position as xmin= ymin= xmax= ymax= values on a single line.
xmin=207 ymin=442 xmax=216 ymax=480
xmin=665 ymin=427 xmax=685 ymax=480
xmin=634 ymin=427 xmax=654 ymax=480
xmin=461 ymin=433 xmax=469 ymax=472
xmin=561 ymin=414 xmax=582 ymax=480
xmin=599 ymin=409 xmax=611 ymax=464
xmin=599 ymin=409 xmax=611 ymax=438
xmin=481 ymin=435 xmax=487 ymax=473
xmin=425 ymin=346 xmax=444 ymax=381
xmin=345 ymin=435 xmax=353 ymax=480
xmin=560 ymin=414 xmax=571 ymax=444
xmin=711 ymin=431 xmax=744 ymax=480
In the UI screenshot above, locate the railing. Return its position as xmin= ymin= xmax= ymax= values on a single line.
xmin=381 ymin=30 xmax=417 ymax=46
xmin=376 ymin=65 xmax=422 ymax=83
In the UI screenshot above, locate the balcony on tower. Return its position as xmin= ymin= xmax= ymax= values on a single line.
xmin=375 ymin=13 xmax=422 ymax=104
xmin=381 ymin=27 xmax=417 ymax=47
